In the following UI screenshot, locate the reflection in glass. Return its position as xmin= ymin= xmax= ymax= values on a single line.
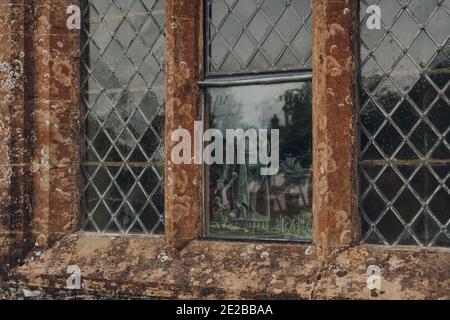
xmin=205 ymin=82 xmax=312 ymax=241
xmin=359 ymin=0 xmax=450 ymax=246
xmin=207 ymin=0 xmax=312 ymax=74
xmin=81 ymin=0 xmax=165 ymax=234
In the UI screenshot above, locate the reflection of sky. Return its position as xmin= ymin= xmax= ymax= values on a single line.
xmin=210 ymin=82 xmax=306 ymax=131
xmin=360 ymin=1 xmax=450 ymax=95
xmin=361 ymin=1 xmax=449 ymax=70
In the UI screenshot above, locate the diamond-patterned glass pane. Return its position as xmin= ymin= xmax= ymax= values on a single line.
xmin=81 ymin=0 xmax=165 ymax=234
xmin=206 ymin=0 xmax=312 ymax=75
xmin=359 ymin=0 xmax=450 ymax=246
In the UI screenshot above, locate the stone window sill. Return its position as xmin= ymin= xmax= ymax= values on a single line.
xmin=4 ymin=233 xmax=450 ymax=299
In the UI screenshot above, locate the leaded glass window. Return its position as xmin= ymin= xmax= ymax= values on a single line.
xmin=203 ymin=0 xmax=313 ymax=241
xmin=206 ymin=0 xmax=312 ymax=75
xmin=359 ymin=0 xmax=450 ymax=246
xmin=80 ymin=0 xmax=165 ymax=234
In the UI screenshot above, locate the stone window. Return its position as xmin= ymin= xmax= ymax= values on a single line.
xmin=202 ymin=0 xmax=313 ymax=241
xmin=3 ymin=0 xmax=450 ymax=300
xmin=359 ymin=0 xmax=450 ymax=246
xmin=80 ymin=0 xmax=166 ymax=234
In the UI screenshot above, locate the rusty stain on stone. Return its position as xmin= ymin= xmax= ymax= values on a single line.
xmin=313 ymin=0 xmax=360 ymax=250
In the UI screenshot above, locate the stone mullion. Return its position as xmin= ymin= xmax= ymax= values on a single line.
xmin=164 ymin=0 xmax=203 ymax=249
xmin=312 ymin=0 xmax=360 ymax=253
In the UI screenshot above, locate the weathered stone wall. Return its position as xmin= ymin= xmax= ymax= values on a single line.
xmin=0 ymin=0 xmax=80 ymax=272
xmin=24 ymin=0 xmax=81 ymax=248
xmin=0 ymin=0 xmax=449 ymax=300
xmin=0 ymin=0 xmax=28 ymax=270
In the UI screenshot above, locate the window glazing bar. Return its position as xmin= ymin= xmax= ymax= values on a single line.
xmin=198 ymin=73 xmax=312 ymax=87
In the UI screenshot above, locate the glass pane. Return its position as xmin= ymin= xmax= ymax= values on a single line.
xmin=81 ymin=0 xmax=165 ymax=234
xmin=205 ymin=82 xmax=312 ymax=241
xmin=206 ymin=0 xmax=312 ymax=74
xmin=359 ymin=0 xmax=450 ymax=246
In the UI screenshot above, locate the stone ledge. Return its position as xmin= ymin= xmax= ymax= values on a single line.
xmin=2 ymin=233 xmax=450 ymax=300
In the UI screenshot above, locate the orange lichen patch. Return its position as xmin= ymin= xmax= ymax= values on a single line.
xmin=325 ymin=55 xmax=343 ymax=77
xmin=51 ymin=57 xmax=72 ymax=87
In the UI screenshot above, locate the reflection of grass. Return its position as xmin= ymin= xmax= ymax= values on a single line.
xmin=209 ymin=211 xmax=312 ymax=241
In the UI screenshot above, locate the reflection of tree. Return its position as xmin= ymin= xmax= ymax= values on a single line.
xmin=208 ymin=83 xmax=314 ymax=239
xmin=363 ymin=74 xmax=384 ymax=93
xmin=374 ymin=84 xmax=401 ymax=113
xmin=278 ymin=82 xmax=312 ymax=169
xmin=209 ymin=88 xmax=243 ymax=130
xmin=271 ymin=83 xmax=313 ymax=218
xmin=428 ymin=44 xmax=450 ymax=90
xmin=360 ymin=44 xmax=450 ymax=245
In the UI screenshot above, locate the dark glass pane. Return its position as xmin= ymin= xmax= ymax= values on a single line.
xmin=391 ymin=100 xmax=419 ymax=134
xmin=360 ymin=189 xmax=386 ymax=223
xmin=428 ymin=98 xmax=450 ymax=133
xmin=429 ymin=188 xmax=450 ymax=225
xmin=409 ymin=121 xmax=439 ymax=157
xmin=376 ymin=167 xmax=403 ymax=200
xmin=104 ymin=184 xmax=123 ymax=213
xmin=207 ymin=0 xmax=312 ymax=74
xmin=81 ymin=0 xmax=165 ymax=234
xmin=360 ymin=101 xmax=385 ymax=135
xmin=116 ymin=203 xmax=136 ymax=231
xmin=410 ymin=166 xmax=440 ymax=201
xmin=408 ymin=76 xmax=438 ymax=111
xmin=359 ymin=0 xmax=450 ymax=246
xmin=91 ymin=202 xmax=111 ymax=231
xmin=141 ymin=203 xmax=162 ymax=233
xmin=84 ymin=183 xmax=100 ymax=212
xmin=412 ymin=211 xmax=440 ymax=246
xmin=393 ymin=187 xmax=422 ymax=223
xmin=376 ymin=210 xmax=404 ymax=245
xmin=128 ymin=110 xmax=147 ymax=139
xmin=375 ymin=123 xmax=403 ymax=157
xmin=206 ymin=82 xmax=312 ymax=240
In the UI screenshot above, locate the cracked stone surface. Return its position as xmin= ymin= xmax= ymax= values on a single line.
xmin=1 ymin=234 xmax=449 ymax=300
